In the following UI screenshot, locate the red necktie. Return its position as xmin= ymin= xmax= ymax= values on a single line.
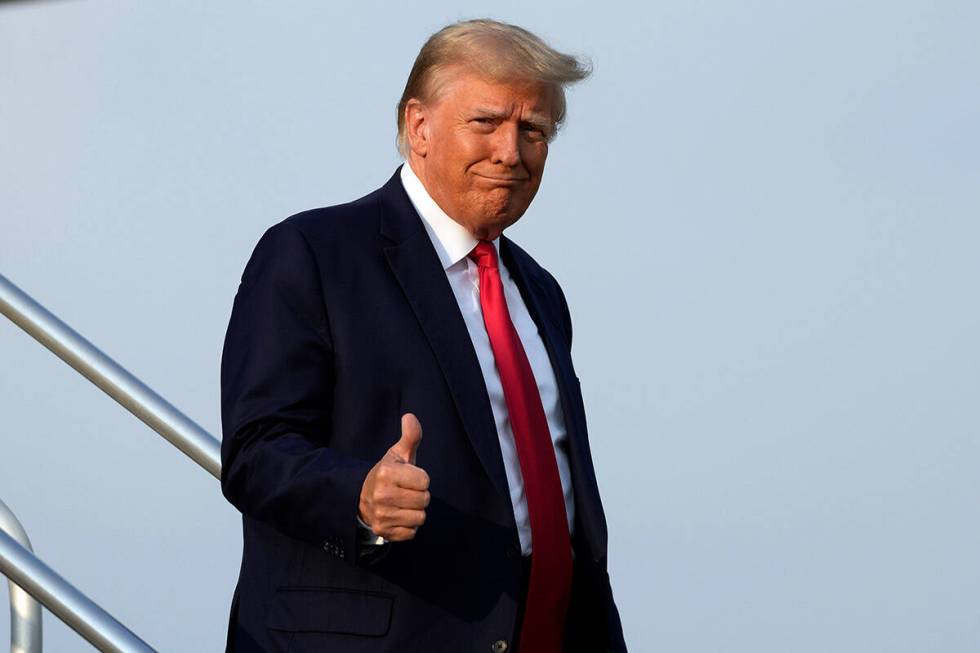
xmin=469 ymin=240 xmax=573 ymax=653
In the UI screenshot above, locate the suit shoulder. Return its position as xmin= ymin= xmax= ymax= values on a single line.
xmin=277 ymin=184 xmax=384 ymax=243
xmin=239 ymin=184 xmax=385 ymax=285
xmin=503 ymin=238 xmax=565 ymax=294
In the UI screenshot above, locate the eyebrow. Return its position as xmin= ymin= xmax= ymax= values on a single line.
xmin=472 ymin=107 xmax=553 ymax=133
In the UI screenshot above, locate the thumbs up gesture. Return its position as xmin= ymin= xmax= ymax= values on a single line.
xmin=358 ymin=413 xmax=430 ymax=541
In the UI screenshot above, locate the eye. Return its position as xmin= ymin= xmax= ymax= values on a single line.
xmin=470 ymin=117 xmax=496 ymax=131
xmin=521 ymin=125 xmax=548 ymax=141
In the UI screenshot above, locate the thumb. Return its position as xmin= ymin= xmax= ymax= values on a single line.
xmin=389 ymin=412 xmax=423 ymax=465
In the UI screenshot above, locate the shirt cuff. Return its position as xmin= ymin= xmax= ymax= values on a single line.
xmin=356 ymin=515 xmax=388 ymax=546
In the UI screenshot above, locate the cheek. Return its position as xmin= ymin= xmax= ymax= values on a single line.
xmin=456 ymin=135 xmax=490 ymax=168
xmin=522 ymin=144 xmax=548 ymax=176
xmin=431 ymin=126 xmax=475 ymax=166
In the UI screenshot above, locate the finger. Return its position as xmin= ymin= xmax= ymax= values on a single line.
xmin=391 ymin=463 xmax=429 ymax=491
xmin=388 ymin=488 xmax=430 ymax=510
xmin=388 ymin=412 xmax=423 ymax=464
xmin=378 ymin=508 xmax=426 ymax=529
xmin=370 ymin=483 xmax=428 ymax=509
xmin=378 ymin=525 xmax=419 ymax=542
xmin=376 ymin=461 xmax=428 ymax=490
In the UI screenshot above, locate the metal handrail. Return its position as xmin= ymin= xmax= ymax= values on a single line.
xmin=0 ymin=271 xmax=225 ymax=650
xmin=0 ymin=498 xmax=41 ymax=653
xmin=0 ymin=528 xmax=156 ymax=653
xmin=0 ymin=272 xmax=220 ymax=479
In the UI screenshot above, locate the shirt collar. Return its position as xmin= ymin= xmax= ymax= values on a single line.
xmin=400 ymin=162 xmax=500 ymax=270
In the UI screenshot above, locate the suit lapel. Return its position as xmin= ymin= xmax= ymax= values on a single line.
xmin=378 ymin=168 xmax=516 ymax=524
xmin=500 ymin=237 xmax=609 ymax=559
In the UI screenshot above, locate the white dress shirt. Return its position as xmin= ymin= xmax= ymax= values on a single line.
xmin=395 ymin=162 xmax=576 ymax=556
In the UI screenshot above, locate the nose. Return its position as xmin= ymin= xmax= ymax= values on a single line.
xmin=490 ymin=122 xmax=521 ymax=168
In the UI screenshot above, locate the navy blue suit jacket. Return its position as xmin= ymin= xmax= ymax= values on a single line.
xmin=220 ymin=167 xmax=627 ymax=652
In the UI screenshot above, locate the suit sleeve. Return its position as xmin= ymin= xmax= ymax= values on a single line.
xmin=219 ymin=221 xmax=374 ymax=563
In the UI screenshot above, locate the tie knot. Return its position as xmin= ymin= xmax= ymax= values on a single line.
xmin=468 ymin=240 xmax=498 ymax=269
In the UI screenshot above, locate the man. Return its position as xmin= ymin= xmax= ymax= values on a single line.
xmin=220 ymin=18 xmax=627 ymax=653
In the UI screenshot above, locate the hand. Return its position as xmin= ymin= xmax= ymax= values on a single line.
xmin=358 ymin=413 xmax=430 ymax=541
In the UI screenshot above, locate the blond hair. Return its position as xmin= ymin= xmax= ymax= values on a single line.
xmin=396 ymin=19 xmax=592 ymax=156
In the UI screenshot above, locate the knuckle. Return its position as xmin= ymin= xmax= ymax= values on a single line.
xmin=375 ymin=486 xmax=393 ymax=504
xmin=386 ymin=528 xmax=404 ymax=542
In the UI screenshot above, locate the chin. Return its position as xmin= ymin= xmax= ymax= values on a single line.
xmin=482 ymin=195 xmax=529 ymax=221
xmin=475 ymin=215 xmax=522 ymax=241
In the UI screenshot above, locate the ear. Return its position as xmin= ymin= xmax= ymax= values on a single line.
xmin=404 ymin=98 xmax=429 ymax=158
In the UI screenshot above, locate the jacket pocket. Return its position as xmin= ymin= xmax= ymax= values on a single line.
xmin=266 ymin=586 xmax=394 ymax=636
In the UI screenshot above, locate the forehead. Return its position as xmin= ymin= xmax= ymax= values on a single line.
xmin=434 ymin=67 xmax=555 ymax=115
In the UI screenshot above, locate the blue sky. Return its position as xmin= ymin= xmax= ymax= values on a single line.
xmin=1 ymin=1 xmax=978 ymax=650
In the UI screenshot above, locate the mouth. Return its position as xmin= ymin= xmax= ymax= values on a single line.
xmin=474 ymin=173 xmax=529 ymax=184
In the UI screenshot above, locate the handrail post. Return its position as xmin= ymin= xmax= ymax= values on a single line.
xmin=0 ymin=526 xmax=157 ymax=653
xmin=0 ymin=272 xmax=221 ymax=479
xmin=0 ymin=499 xmax=41 ymax=653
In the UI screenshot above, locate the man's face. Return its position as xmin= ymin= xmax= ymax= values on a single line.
xmin=407 ymin=68 xmax=556 ymax=241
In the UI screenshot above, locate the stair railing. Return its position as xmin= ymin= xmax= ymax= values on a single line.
xmin=0 ymin=524 xmax=155 ymax=653
xmin=0 ymin=273 xmax=220 ymax=479
xmin=0 ymin=271 xmax=225 ymax=651
xmin=0 ymin=497 xmax=41 ymax=653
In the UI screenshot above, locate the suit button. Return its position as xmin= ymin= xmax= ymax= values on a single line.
xmin=491 ymin=640 xmax=509 ymax=653
xmin=505 ymin=544 xmax=520 ymax=559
